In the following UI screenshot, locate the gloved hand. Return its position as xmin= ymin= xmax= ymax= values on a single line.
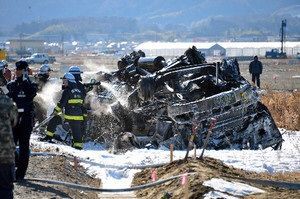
xmin=51 ymin=109 xmax=58 ymax=116
xmin=52 ymin=108 xmax=63 ymax=116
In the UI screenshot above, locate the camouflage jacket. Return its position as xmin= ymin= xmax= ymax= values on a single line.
xmin=0 ymin=93 xmax=18 ymax=164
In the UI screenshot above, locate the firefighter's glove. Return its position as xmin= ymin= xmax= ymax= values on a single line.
xmin=83 ymin=113 xmax=88 ymax=121
xmin=52 ymin=106 xmax=62 ymax=116
xmin=51 ymin=109 xmax=60 ymax=116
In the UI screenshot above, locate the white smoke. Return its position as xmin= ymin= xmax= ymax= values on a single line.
xmin=37 ymin=78 xmax=62 ymax=116
xmin=81 ymin=60 xmax=131 ymax=115
xmin=83 ymin=59 xmax=115 ymax=74
xmin=101 ymin=82 xmax=130 ymax=106
xmin=86 ymin=92 xmax=112 ymax=115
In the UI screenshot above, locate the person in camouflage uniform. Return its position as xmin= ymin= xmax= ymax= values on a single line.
xmin=0 ymin=64 xmax=18 ymax=199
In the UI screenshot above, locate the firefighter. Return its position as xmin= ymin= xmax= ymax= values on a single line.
xmin=6 ymin=60 xmax=37 ymax=181
xmin=34 ymin=64 xmax=52 ymax=91
xmin=68 ymin=66 xmax=86 ymax=98
xmin=68 ymin=66 xmax=87 ymax=135
xmin=44 ymin=73 xmax=85 ymax=150
xmin=42 ymin=66 xmax=85 ymax=144
xmin=33 ymin=64 xmax=52 ymax=129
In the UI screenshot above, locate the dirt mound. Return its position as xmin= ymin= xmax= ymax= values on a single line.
xmin=132 ymin=157 xmax=300 ymax=199
xmin=14 ymin=155 xmax=101 ymax=199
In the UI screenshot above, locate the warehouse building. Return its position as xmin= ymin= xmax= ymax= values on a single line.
xmin=135 ymin=41 xmax=300 ymax=57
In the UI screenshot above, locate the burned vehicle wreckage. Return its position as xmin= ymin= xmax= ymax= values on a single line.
xmin=89 ymin=47 xmax=283 ymax=152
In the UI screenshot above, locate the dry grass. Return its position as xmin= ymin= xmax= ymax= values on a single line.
xmin=261 ymin=91 xmax=300 ymax=131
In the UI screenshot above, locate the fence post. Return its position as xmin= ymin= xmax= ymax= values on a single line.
xmin=199 ymin=118 xmax=217 ymax=160
xmin=170 ymin=144 xmax=174 ymax=163
xmin=151 ymin=168 xmax=158 ymax=182
xmin=74 ymin=156 xmax=79 ymax=173
xmin=193 ymin=144 xmax=197 ymax=159
xmin=181 ymin=173 xmax=189 ymax=199
xmin=216 ymin=62 xmax=220 ymax=85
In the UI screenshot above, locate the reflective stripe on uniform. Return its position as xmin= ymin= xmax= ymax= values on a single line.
xmin=46 ymin=131 xmax=54 ymax=137
xmin=64 ymin=115 xmax=84 ymax=121
xmin=73 ymin=142 xmax=83 ymax=149
xmin=18 ymin=108 xmax=24 ymax=112
xmin=55 ymin=106 xmax=62 ymax=113
xmin=68 ymin=99 xmax=83 ymax=104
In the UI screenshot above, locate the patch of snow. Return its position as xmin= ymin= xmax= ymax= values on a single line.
xmin=203 ymin=178 xmax=265 ymax=197
xmin=30 ymin=130 xmax=300 ymax=190
xmin=204 ymin=191 xmax=238 ymax=199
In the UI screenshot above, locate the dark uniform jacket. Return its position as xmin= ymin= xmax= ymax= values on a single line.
xmin=6 ymin=77 xmax=37 ymax=114
xmin=77 ymin=81 xmax=86 ymax=99
xmin=76 ymin=81 xmax=88 ymax=117
xmin=0 ymin=94 xmax=18 ymax=164
xmin=249 ymin=60 xmax=263 ymax=74
xmin=55 ymin=82 xmax=84 ymax=121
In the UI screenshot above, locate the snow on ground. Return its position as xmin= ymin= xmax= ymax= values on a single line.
xmin=204 ymin=190 xmax=239 ymax=199
xmin=203 ymin=178 xmax=264 ymax=197
xmin=30 ymin=130 xmax=300 ymax=191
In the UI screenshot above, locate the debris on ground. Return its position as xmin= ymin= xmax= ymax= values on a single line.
xmin=84 ymin=47 xmax=283 ymax=152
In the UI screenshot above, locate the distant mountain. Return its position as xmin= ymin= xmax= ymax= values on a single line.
xmin=1 ymin=0 xmax=299 ymax=40
xmin=2 ymin=0 xmax=299 ymax=27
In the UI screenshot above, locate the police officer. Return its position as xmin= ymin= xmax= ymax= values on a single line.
xmin=0 ymin=63 xmax=17 ymax=199
xmin=6 ymin=60 xmax=37 ymax=181
xmin=45 ymin=73 xmax=85 ymax=149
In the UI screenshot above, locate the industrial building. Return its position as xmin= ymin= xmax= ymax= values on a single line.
xmin=8 ymin=39 xmax=45 ymax=52
xmin=135 ymin=41 xmax=300 ymax=57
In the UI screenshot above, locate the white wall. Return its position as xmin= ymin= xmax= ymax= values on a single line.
xmin=136 ymin=42 xmax=300 ymax=57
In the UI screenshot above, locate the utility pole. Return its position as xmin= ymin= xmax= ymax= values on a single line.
xmin=19 ymin=33 xmax=24 ymax=58
xmin=61 ymin=34 xmax=64 ymax=55
xmin=280 ymin=19 xmax=287 ymax=54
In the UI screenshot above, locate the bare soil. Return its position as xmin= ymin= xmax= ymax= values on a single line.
xmin=239 ymin=58 xmax=300 ymax=91
xmin=132 ymin=157 xmax=300 ymax=199
xmin=14 ymin=155 xmax=101 ymax=199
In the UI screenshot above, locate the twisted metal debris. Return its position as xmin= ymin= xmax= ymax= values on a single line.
xmin=82 ymin=46 xmax=283 ymax=151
